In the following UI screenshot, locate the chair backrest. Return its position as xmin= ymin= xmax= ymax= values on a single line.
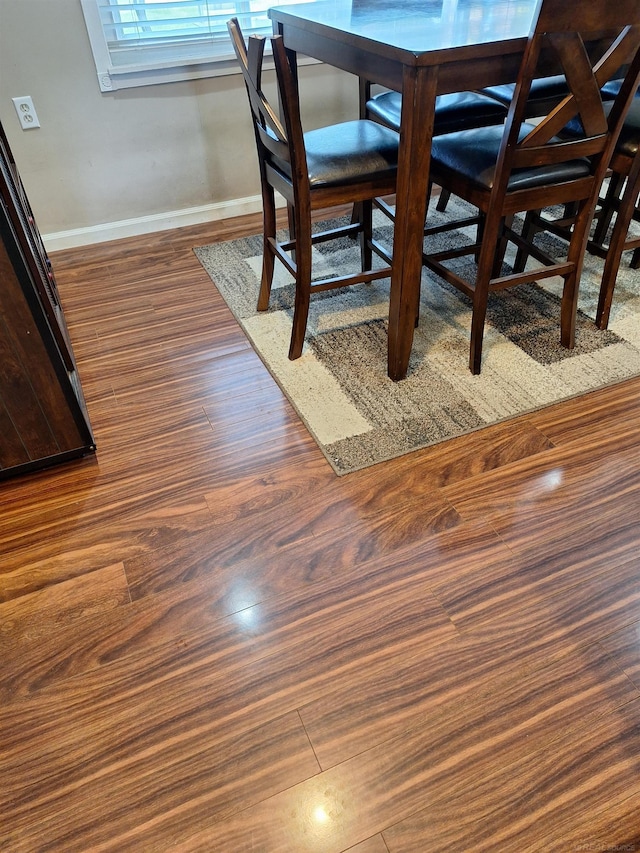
xmin=227 ymin=17 xmax=307 ymax=201
xmin=494 ymin=0 xmax=640 ymax=197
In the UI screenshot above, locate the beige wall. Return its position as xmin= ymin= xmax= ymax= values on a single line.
xmin=0 ymin=0 xmax=357 ymax=246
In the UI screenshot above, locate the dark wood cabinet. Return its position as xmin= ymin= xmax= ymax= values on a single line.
xmin=0 ymin=121 xmax=95 ymax=479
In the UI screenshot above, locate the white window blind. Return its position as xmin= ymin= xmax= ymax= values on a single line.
xmin=80 ymin=0 xmax=315 ymax=92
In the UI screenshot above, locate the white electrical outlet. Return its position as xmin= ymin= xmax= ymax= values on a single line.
xmin=12 ymin=96 xmax=41 ymax=130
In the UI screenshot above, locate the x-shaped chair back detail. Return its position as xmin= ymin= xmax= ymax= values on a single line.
xmin=493 ymin=10 xmax=640 ymax=210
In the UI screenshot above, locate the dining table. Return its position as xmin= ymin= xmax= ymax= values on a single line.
xmin=268 ymin=0 xmax=545 ymax=380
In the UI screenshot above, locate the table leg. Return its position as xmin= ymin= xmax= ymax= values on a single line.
xmin=387 ymin=65 xmax=438 ymax=381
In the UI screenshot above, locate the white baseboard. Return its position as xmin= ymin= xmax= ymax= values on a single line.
xmin=41 ymin=194 xmax=279 ymax=251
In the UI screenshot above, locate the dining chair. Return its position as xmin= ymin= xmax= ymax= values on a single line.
xmin=587 ymin=98 xmax=640 ymax=328
xmin=227 ymin=17 xmax=399 ymax=360
xmin=515 ymin=91 xmax=640 ymax=330
xmin=431 ymin=76 xmax=620 ymax=216
xmin=420 ymin=0 xmax=640 ymax=374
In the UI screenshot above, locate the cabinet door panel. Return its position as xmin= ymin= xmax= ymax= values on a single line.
xmin=0 ymin=121 xmax=94 ymax=479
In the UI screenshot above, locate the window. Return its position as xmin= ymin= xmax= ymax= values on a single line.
xmin=80 ymin=0 xmax=316 ymax=91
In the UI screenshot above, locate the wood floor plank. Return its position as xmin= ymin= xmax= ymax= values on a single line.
xmin=429 ymin=527 xmax=640 ymax=632
xmin=0 ymin=562 xmax=129 ymax=642
xmin=165 ymin=664 xmax=640 ymax=852
xmin=0 ymin=497 xmax=214 ymax=602
xmin=121 ymin=447 xmax=460 ymax=599
xmin=108 ymin=346 xmax=277 ymax=416
xmin=0 ymin=561 xmax=457 ymax=848
xmin=371 ymin=416 xmax=556 ymax=489
xmin=534 ymin=789 xmax=640 ymax=852
xmin=0 ymin=710 xmax=320 ymax=853
xmin=529 ymin=376 xmax=640 ymax=446
xmin=382 ymin=698 xmax=640 ymax=852
xmin=599 ymin=620 xmax=640 ymax=690
xmin=0 ymin=546 xmax=457 ymax=770
xmin=344 ymin=837 xmax=390 ymax=853
xmin=442 ymin=439 xmax=640 ymax=562
xmin=0 ymin=572 xmax=235 ymax=703
xmin=2 ymin=214 xmax=640 ymax=852
xmin=298 ymin=607 xmax=639 ymax=770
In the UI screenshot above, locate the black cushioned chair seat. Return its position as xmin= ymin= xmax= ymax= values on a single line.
xmin=601 ymin=79 xmax=624 ymax=98
xmin=430 ymin=124 xmax=591 ymax=191
xmin=617 ymin=99 xmax=640 ymax=157
xmin=273 ymin=120 xmax=399 ymax=188
xmin=482 ymin=75 xmax=569 ymax=115
xmin=366 ymin=90 xmax=508 ymax=134
xmin=600 ymin=79 xmax=639 ymax=99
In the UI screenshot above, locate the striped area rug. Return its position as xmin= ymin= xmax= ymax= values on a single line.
xmin=195 ymin=201 xmax=640 ymax=475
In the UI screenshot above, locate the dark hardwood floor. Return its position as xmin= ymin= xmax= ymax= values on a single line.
xmin=1 ymin=209 xmax=640 ymax=851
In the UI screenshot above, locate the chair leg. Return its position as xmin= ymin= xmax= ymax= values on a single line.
xmin=561 ymin=199 xmax=596 ymax=348
xmin=492 ymin=215 xmax=513 ymax=278
xmin=469 ymin=212 xmax=503 ymax=374
xmin=513 ymin=210 xmax=540 ymax=273
xmin=595 ymin=167 xmax=640 ymax=329
xmin=436 ymin=188 xmax=451 ymax=212
xmin=257 ymin=185 xmax=278 ymax=311
xmin=288 ymin=216 xmax=313 ymax=360
xmin=591 ymin=171 xmax=627 ymax=249
xmin=560 ymin=268 xmax=579 ymax=349
xmin=359 ymin=199 xmax=373 ymax=271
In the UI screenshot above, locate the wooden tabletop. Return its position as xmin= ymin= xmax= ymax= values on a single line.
xmin=269 ymin=0 xmax=540 ymax=88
